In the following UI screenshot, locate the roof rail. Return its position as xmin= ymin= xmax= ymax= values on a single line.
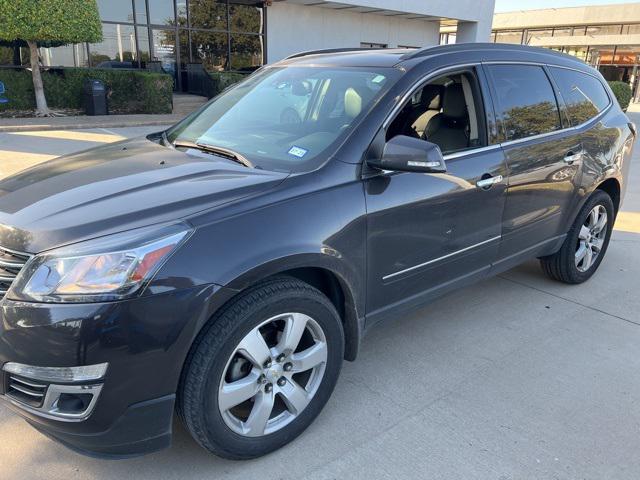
xmin=285 ymin=48 xmax=375 ymax=60
xmin=399 ymin=42 xmax=584 ymax=63
xmin=399 ymin=43 xmax=497 ymax=61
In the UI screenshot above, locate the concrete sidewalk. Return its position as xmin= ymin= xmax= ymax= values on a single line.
xmin=0 ymin=113 xmax=182 ymax=133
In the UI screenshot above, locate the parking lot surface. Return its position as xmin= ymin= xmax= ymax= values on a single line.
xmin=0 ymin=119 xmax=639 ymax=480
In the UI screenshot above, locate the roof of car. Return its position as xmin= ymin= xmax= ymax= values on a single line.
xmin=278 ymin=43 xmax=593 ymax=73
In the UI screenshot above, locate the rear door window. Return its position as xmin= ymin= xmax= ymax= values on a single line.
xmin=487 ymin=64 xmax=562 ymax=141
xmin=549 ymin=67 xmax=610 ymax=126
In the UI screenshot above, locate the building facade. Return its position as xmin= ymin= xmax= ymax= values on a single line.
xmin=492 ymin=3 xmax=640 ymax=99
xmin=0 ymin=0 xmax=494 ymax=92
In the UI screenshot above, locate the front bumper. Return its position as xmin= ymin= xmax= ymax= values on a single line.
xmin=0 ymin=283 xmax=235 ymax=458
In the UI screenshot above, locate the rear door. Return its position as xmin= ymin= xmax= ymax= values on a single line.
xmin=485 ymin=64 xmax=584 ymax=261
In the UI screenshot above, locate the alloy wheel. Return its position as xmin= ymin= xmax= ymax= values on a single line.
xmin=575 ymin=205 xmax=608 ymax=272
xmin=218 ymin=312 xmax=328 ymax=437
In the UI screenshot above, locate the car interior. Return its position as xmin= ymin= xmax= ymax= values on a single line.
xmin=387 ymin=72 xmax=486 ymax=154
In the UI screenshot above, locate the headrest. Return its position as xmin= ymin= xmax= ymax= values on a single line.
xmin=442 ymin=83 xmax=467 ymax=119
xmin=345 ymin=87 xmax=363 ymax=119
xmin=420 ymin=84 xmax=442 ymax=109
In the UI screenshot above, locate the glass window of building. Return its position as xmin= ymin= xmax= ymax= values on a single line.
xmin=192 ymin=30 xmax=228 ymax=71
xmin=613 ymin=48 xmax=635 ymax=64
xmin=176 ymin=0 xmax=188 ymax=26
xmin=488 ymin=65 xmax=561 ymax=141
xmin=573 ymin=26 xmax=588 ymax=36
xmin=230 ymin=34 xmax=263 ymax=71
xmin=152 ymin=29 xmax=177 ymax=77
xmin=40 ymin=44 xmax=89 ymax=67
xmin=624 ymin=24 xmax=640 ymax=34
xmin=189 ymin=0 xmax=227 ymax=30
xmin=148 ymin=0 xmax=175 ymax=26
xmin=137 ymin=27 xmax=151 ymax=63
xmin=550 ymin=67 xmax=610 ymax=125
xmin=586 ymin=25 xmax=623 ymax=36
xmin=90 ymin=24 xmax=138 ymax=66
xmin=552 ymin=27 xmax=573 ymax=37
xmin=97 ymin=0 xmax=134 ymax=23
xmin=565 ymin=46 xmax=589 ymax=61
xmin=134 ymin=0 xmax=148 ymax=24
xmin=495 ymin=30 xmax=523 ymax=44
xmin=229 ymin=2 xmax=264 ymax=34
xmin=526 ymin=29 xmax=553 ymax=44
xmin=0 ymin=46 xmax=15 ymax=66
xmin=178 ymin=29 xmax=190 ymax=68
xmin=592 ymin=48 xmax=616 ymax=64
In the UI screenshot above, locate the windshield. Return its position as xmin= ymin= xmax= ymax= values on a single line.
xmin=167 ymin=66 xmax=401 ymax=172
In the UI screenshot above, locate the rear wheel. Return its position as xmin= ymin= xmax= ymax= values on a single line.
xmin=540 ymin=190 xmax=614 ymax=284
xmin=177 ymin=277 xmax=344 ymax=459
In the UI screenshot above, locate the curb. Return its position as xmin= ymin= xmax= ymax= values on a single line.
xmin=0 ymin=118 xmax=181 ymax=133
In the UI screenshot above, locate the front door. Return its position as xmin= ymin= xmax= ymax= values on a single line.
xmin=364 ymin=67 xmax=508 ymax=322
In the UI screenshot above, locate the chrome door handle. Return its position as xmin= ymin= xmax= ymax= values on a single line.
xmin=564 ymin=151 xmax=583 ymax=164
xmin=476 ymin=175 xmax=503 ymax=189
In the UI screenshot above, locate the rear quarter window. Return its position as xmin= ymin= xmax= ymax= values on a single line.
xmin=549 ymin=67 xmax=611 ymax=126
xmin=487 ymin=64 xmax=562 ymax=142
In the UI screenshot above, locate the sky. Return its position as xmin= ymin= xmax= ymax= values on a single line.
xmin=494 ymin=0 xmax=639 ymax=12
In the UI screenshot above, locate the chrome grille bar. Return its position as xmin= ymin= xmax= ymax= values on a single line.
xmin=6 ymin=375 xmax=48 ymax=408
xmin=0 ymin=245 xmax=32 ymax=300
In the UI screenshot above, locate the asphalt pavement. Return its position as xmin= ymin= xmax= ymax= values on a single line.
xmin=0 ymin=118 xmax=638 ymax=480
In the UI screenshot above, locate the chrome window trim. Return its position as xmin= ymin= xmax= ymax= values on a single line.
xmin=443 ymin=144 xmax=502 ymax=160
xmin=377 ymin=58 xmax=613 ymax=163
xmin=382 ymin=235 xmax=501 ymax=281
xmin=377 ymin=144 xmax=503 ymax=177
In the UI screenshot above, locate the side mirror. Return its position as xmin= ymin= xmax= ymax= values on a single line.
xmin=368 ymin=135 xmax=447 ymax=173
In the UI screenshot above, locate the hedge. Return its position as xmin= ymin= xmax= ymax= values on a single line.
xmin=608 ymin=81 xmax=632 ymax=112
xmin=208 ymin=71 xmax=246 ymax=97
xmin=0 ymin=67 xmax=173 ymax=114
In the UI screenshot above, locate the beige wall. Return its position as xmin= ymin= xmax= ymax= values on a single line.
xmin=494 ymin=3 xmax=640 ymax=29
xmin=530 ymin=33 xmax=640 ymax=47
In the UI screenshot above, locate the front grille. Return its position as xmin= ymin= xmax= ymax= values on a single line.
xmin=0 ymin=246 xmax=31 ymax=299
xmin=6 ymin=375 xmax=48 ymax=408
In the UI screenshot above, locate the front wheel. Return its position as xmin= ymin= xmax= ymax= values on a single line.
xmin=540 ymin=190 xmax=615 ymax=284
xmin=177 ymin=277 xmax=344 ymax=459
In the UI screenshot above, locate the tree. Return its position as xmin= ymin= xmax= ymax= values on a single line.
xmin=0 ymin=0 xmax=102 ymax=116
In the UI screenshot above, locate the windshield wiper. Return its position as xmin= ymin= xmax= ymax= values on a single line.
xmin=172 ymin=139 xmax=253 ymax=168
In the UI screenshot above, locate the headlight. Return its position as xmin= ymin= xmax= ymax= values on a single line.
xmin=9 ymin=224 xmax=192 ymax=303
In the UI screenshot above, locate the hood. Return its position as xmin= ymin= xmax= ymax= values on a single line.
xmin=0 ymin=137 xmax=288 ymax=253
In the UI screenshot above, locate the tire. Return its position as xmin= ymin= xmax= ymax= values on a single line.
xmin=177 ymin=276 xmax=344 ymax=459
xmin=540 ymin=190 xmax=615 ymax=284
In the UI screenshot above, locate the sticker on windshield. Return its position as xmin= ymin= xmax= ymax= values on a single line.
xmin=288 ymin=146 xmax=308 ymax=158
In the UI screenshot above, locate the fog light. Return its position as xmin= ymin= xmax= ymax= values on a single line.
xmin=56 ymin=393 xmax=93 ymax=414
xmin=2 ymin=362 xmax=108 ymax=383
xmin=1 ymin=362 xmax=107 ymax=421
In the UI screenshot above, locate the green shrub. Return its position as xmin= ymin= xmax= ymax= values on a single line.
xmin=0 ymin=67 xmax=173 ymax=114
xmin=608 ymin=81 xmax=632 ymax=111
xmin=208 ymin=71 xmax=246 ymax=97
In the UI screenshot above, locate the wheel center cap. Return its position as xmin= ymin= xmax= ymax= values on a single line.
xmin=266 ymin=364 xmax=283 ymax=382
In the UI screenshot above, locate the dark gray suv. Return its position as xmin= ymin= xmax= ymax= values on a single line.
xmin=0 ymin=43 xmax=633 ymax=459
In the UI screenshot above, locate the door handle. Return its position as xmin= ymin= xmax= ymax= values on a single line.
xmin=564 ymin=151 xmax=583 ymax=164
xmin=476 ymin=175 xmax=503 ymax=189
